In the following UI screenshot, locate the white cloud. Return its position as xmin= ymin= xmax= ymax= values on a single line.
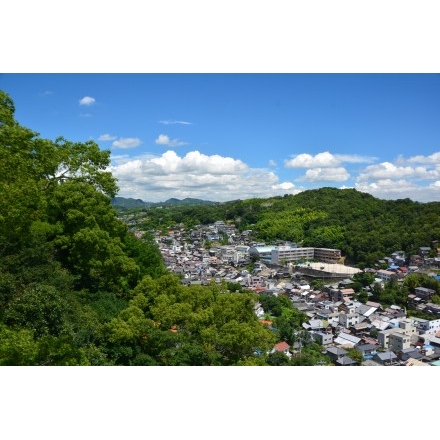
xmin=109 ymin=150 xmax=304 ymax=202
xmin=98 ymin=133 xmax=117 ymax=141
xmin=355 ymin=179 xmax=440 ymax=202
xmin=268 ymin=159 xmax=277 ymax=167
xmin=333 ymin=154 xmax=377 ymax=164
xmin=159 ymin=120 xmax=193 ymax=125
xmin=284 ymin=151 xmax=341 ymax=168
xmin=296 ymin=167 xmax=350 ymax=182
xmin=79 ymin=96 xmax=96 ymax=106
xmin=79 ymin=113 xmax=93 ymax=118
xmin=155 ymin=134 xmax=188 ymax=147
xmin=398 ymin=152 xmax=440 ymax=165
xmin=357 ymin=162 xmax=440 ymax=181
xmin=112 ymin=137 xmax=142 ymax=149
xmin=272 ymin=181 xmax=297 ymax=190
xmin=107 ymin=149 xmax=440 ymax=203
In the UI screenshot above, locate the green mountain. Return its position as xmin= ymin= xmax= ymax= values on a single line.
xmin=112 ymin=196 xmax=218 ymax=209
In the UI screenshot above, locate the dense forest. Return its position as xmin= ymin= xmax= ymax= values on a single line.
xmin=118 ymin=187 xmax=440 ymax=268
xmin=1 ymin=89 xmax=439 ymax=366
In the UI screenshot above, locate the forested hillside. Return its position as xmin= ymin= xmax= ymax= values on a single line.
xmin=122 ymin=188 xmax=440 ymax=267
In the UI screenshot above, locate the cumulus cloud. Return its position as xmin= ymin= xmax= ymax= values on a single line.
xmin=112 ymin=137 xmax=142 ymax=149
xmin=284 ymin=151 xmax=341 ymax=168
xmin=155 ymin=134 xmax=188 ymax=147
xmin=109 ymin=150 xmax=303 ymax=202
xmin=354 ymin=152 xmax=440 ymax=202
xmin=272 ymin=181 xmax=297 ymax=190
xmin=397 ymin=152 xmax=440 ymax=165
xmin=357 ymin=162 xmax=440 ymax=181
xmin=98 ymin=134 xmax=117 ymax=141
xmin=159 ymin=120 xmax=192 ymax=125
xmin=107 ymin=147 xmax=440 ymax=203
xmin=296 ymin=167 xmax=350 ymax=182
xmin=79 ymin=96 xmax=96 ymax=106
xmin=355 ymin=179 xmax=440 ymax=202
xmin=268 ymin=159 xmax=277 ymax=167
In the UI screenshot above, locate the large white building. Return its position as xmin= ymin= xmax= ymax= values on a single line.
xmin=249 ymin=244 xmax=341 ymax=265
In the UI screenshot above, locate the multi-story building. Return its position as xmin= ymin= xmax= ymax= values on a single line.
xmin=253 ymin=244 xmax=341 ymax=265
xmin=314 ymin=248 xmax=342 ymax=263
xmin=414 ymin=286 xmax=436 ymax=301
xmin=376 ymin=269 xmax=397 ymax=282
xmin=339 ymin=312 xmax=360 ymax=329
xmin=414 ymin=318 xmax=440 ymax=335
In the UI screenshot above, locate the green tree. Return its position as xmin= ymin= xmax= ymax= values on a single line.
xmin=346 ymin=347 xmax=364 ymax=365
xmin=3 ymin=284 xmax=70 ymax=338
xmin=0 ymin=325 xmax=38 ymax=366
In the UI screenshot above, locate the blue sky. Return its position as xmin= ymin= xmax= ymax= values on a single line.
xmin=1 ymin=73 xmax=439 ymax=203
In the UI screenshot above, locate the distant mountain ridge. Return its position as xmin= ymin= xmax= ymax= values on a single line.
xmin=112 ymin=196 xmax=218 ymax=209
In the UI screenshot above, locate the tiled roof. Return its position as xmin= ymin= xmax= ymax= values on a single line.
xmin=274 ymin=341 xmax=290 ymax=352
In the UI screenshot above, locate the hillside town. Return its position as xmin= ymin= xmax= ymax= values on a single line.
xmin=127 ymin=217 xmax=440 ymax=366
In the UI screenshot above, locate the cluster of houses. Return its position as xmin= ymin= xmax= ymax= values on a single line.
xmin=131 ymin=218 xmax=440 ymax=366
xmin=264 ymin=290 xmax=440 ymax=366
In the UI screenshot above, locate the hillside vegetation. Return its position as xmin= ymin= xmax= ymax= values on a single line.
xmin=122 ymin=188 xmax=440 ymax=267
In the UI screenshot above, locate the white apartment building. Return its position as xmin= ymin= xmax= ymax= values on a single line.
xmin=339 ymin=312 xmax=360 ymax=328
xmin=269 ymin=245 xmax=341 ymax=265
xmin=376 ymin=269 xmax=397 ymax=281
xmin=414 ymin=318 xmax=440 ymax=335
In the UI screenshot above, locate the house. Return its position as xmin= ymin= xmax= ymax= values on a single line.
xmin=312 ymin=332 xmax=333 ymax=346
xmin=397 ymin=347 xmax=424 ymax=362
xmin=414 ymin=286 xmax=436 ymax=301
xmin=326 ymin=346 xmax=348 ymax=362
xmin=333 ymin=332 xmax=362 ymax=348
xmin=337 ymin=288 xmax=355 ymax=302
xmin=356 ymin=304 xmax=378 ymax=318
xmin=414 ymin=318 xmax=440 ymax=335
xmin=370 ymin=316 xmax=393 ymax=332
xmin=350 ymin=322 xmax=372 ymax=336
xmin=366 ymin=301 xmax=382 ymax=309
xmin=356 ymin=343 xmax=378 ymax=360
xmin=377 ymin=328 xmax=411 ymax=350
xmin=373 ymin=351 xmax=399 ymax=365
xmin=425 ymin=303 xmax=440 ymax=315
xmin=253 ymin=302 xmax=265 ymax=318
xmin=338 ymin=301 xmax=357 ymax=315
xmin=376 ymin=269 xmax=397 ymax=282
xmin=339 ymin=312 xmax=360 ymax=329
xmin=419 ymin=246 xmax=431 ymax=257
xmin=272 ymin=341 xmax=292 ymax=357
xmin=302 ymin=319 xmax=326 ymax=332
xmin=403 ymin=358 xmax=430 ymax=366
xmin=336 ymin=355 xmax=357 ymax=366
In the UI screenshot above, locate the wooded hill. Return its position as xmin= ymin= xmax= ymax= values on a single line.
xmin=122 ymin=187 xmax=440 ymax=268
xmin=112 ymin=196 xmax=217 ymax=209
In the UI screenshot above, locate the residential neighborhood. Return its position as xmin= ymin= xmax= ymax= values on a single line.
xmin=126 ymin=216 xmax=440 ymax=366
